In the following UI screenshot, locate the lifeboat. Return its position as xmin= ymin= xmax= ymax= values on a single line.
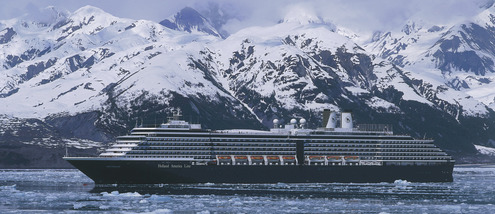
xmin=217 ymin=156 xmax=231 ymax=160
xmin=234 ymin=156 xmax=248 ymax=160
xmin=249 ymin=156 xmax=264 ymax=165
xmin=234 ymin=155 xmax=248 ymax=165
xmin=217 ymin=156 xmax=233 ymax=165
xmin=250 ymin=156 xmax=264 ymax=162
xmin=266 ymin=156 xmax=280 ymax=164
xmin=326 ymin=156 xmax=343 ymax=163
xmin=282 ymin=156 xmax=296 ymax=164
xmin=308 ymin=156 xmax=325 ymax=162
xmin=344 ymin=156 xmax=360 ymax=162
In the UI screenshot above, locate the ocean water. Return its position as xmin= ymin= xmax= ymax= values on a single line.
xmin=0 ymin=166 xmax=494 ymax=213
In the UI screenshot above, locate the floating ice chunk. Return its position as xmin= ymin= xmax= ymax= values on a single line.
xmin=228 ymin=197 xmax=240 ymax=202
xmin=148 ymin=195 xmax=172 ymax=202
xmin=393 ymin=179 xmax=411 ymax=185
xmin=73 ymin=202 xmax=85 ymax=210
xmin=146 ymin=209 xmax=172 ymax=214
xmin=0 ymin=184 xmax=17 ymax=191
xmin=119 ymin=192 xmax=142 ymax=197
xmin=100 ymin=191 xmax=141 ymax=197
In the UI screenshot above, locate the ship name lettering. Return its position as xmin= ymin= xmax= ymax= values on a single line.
xmin=158 ymin=164 xmax=170 ymax=168
xmin=359 ymin=161 xmax=382 ymax=166
xmin=171 ymin=164 xmax=183 ymax=168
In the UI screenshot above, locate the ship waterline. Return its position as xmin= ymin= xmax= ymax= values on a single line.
xmin=64 ymin=109 xmax=454 ymax=184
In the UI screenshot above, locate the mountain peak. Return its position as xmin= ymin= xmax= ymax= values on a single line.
xmin=282 ymin=8 xmax=323 ymax=25
xmin=159 ymin=7 xmax=223 ymax=38
xmin=22 ymin=6 xmax=69 ymax=26
xmin=73 ymin=5 xmax=107 ymax=16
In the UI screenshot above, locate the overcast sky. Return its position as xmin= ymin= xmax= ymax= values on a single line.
xmin=0 ymin=0 xmax=493 ymax=35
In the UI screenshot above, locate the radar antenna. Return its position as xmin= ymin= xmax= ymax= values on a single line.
xmin=169 ymin=108 xmax=183 ymax=121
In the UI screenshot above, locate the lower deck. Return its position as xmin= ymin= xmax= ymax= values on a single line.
xmin=64 ymin=158 xmax=454 ymax=184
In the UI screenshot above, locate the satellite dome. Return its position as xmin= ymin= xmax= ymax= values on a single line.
xmin=300 ymin=118 xmax=306 ymax=124
xmin=273 ymin=119 xmax=279 ymax=125
xmin=290 ymin=119 xmax=297 ymax=124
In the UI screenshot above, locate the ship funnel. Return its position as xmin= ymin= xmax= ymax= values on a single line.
xmin=341 ymin=112 xmax=353 ymax=129
xmin=322 ymin=109 xmax=331 ymax=128
xmin=325 ymin=112 xmax=337 ymax=128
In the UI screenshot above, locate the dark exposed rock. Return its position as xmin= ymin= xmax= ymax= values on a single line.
xmin=0 ymin=27 xmax=16 ymax=44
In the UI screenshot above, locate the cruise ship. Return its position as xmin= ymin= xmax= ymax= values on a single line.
xmin=64 ymin=109 xmax=454 ymax=184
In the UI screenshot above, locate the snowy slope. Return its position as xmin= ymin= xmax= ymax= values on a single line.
xmin=0 ymin=6 xmax=227 ymax=119
xmin=474 ymin=144 xmax=495 ymax=156
xmin=365 ymin=4 xmax=495 ymax=115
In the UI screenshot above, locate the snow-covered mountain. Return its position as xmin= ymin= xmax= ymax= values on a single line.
xmin=366 ymin=4 xmax=495 ymax=113
xmin=159 ymin=7 xmax=224 ymax=38
xmin=1 ymin=5 xmax=494 ymax=167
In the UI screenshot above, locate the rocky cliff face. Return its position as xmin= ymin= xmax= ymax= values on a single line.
xmin=0 ymin=6 xmax=494 ymax=167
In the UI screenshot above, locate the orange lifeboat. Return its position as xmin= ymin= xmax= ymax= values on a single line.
xmin=234 ymin=156 xmax=248 ymax=160
xmin=217 ymin=155 xmax=232 ymax=165
xmin=309 ymin=156 xmax=325 ymax=162
xmin=282 ymin=156 xmax=296 ymax=164
xmin=217 ymin=156 xmax=231 ymax=160
xmin=266 ymin=156 xmax=280 ymax=164
xmin=250 ymin=156 xmax=264 ymax=160
xmin=327 ymin=156 xmax=342 ymax=162
xmin=344 ymin=156 xmax=360 ymax=162
xmin=250 ymin=156 xmax=264 ymax=165
xmin=266 ymin=156 xmax=280 ymax=160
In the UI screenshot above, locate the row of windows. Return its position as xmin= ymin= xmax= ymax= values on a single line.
xmin=305 ymin=144 xmax=436 ymax=148
xmin=147 ymin=138 xmax=292 ymax=142
xmin=305 ymin=148 xmax=441 ymax=152
xmin=134 ymin=142 xmax=436 ymax=149
xmin=133 ymin=147 xmax=296 ymax=151
xmin=305 ymin=151 xmax=449 ymax=157
xmin=147 ymin=138 xmax=210 ymax=142
xmin=139 ymin=142 xmax=296 ymax=147
xmin=305 ymin=140 xmax=428 ymax=144
xmin=127 ymin=151 xmax=295 ymax=155
xmin=128 ymin=151 xmax=210 ymax=155
xmin=143 ymin=137 xmax=431 ymax=145
xmin=381 ymin=157 xmax=451 ymax=160
xmin=123 ymin=155 xmax=201 ymax=159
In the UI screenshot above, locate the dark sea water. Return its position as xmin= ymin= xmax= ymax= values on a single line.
xmin=0 ymin=165 xmax=494 ymax=213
